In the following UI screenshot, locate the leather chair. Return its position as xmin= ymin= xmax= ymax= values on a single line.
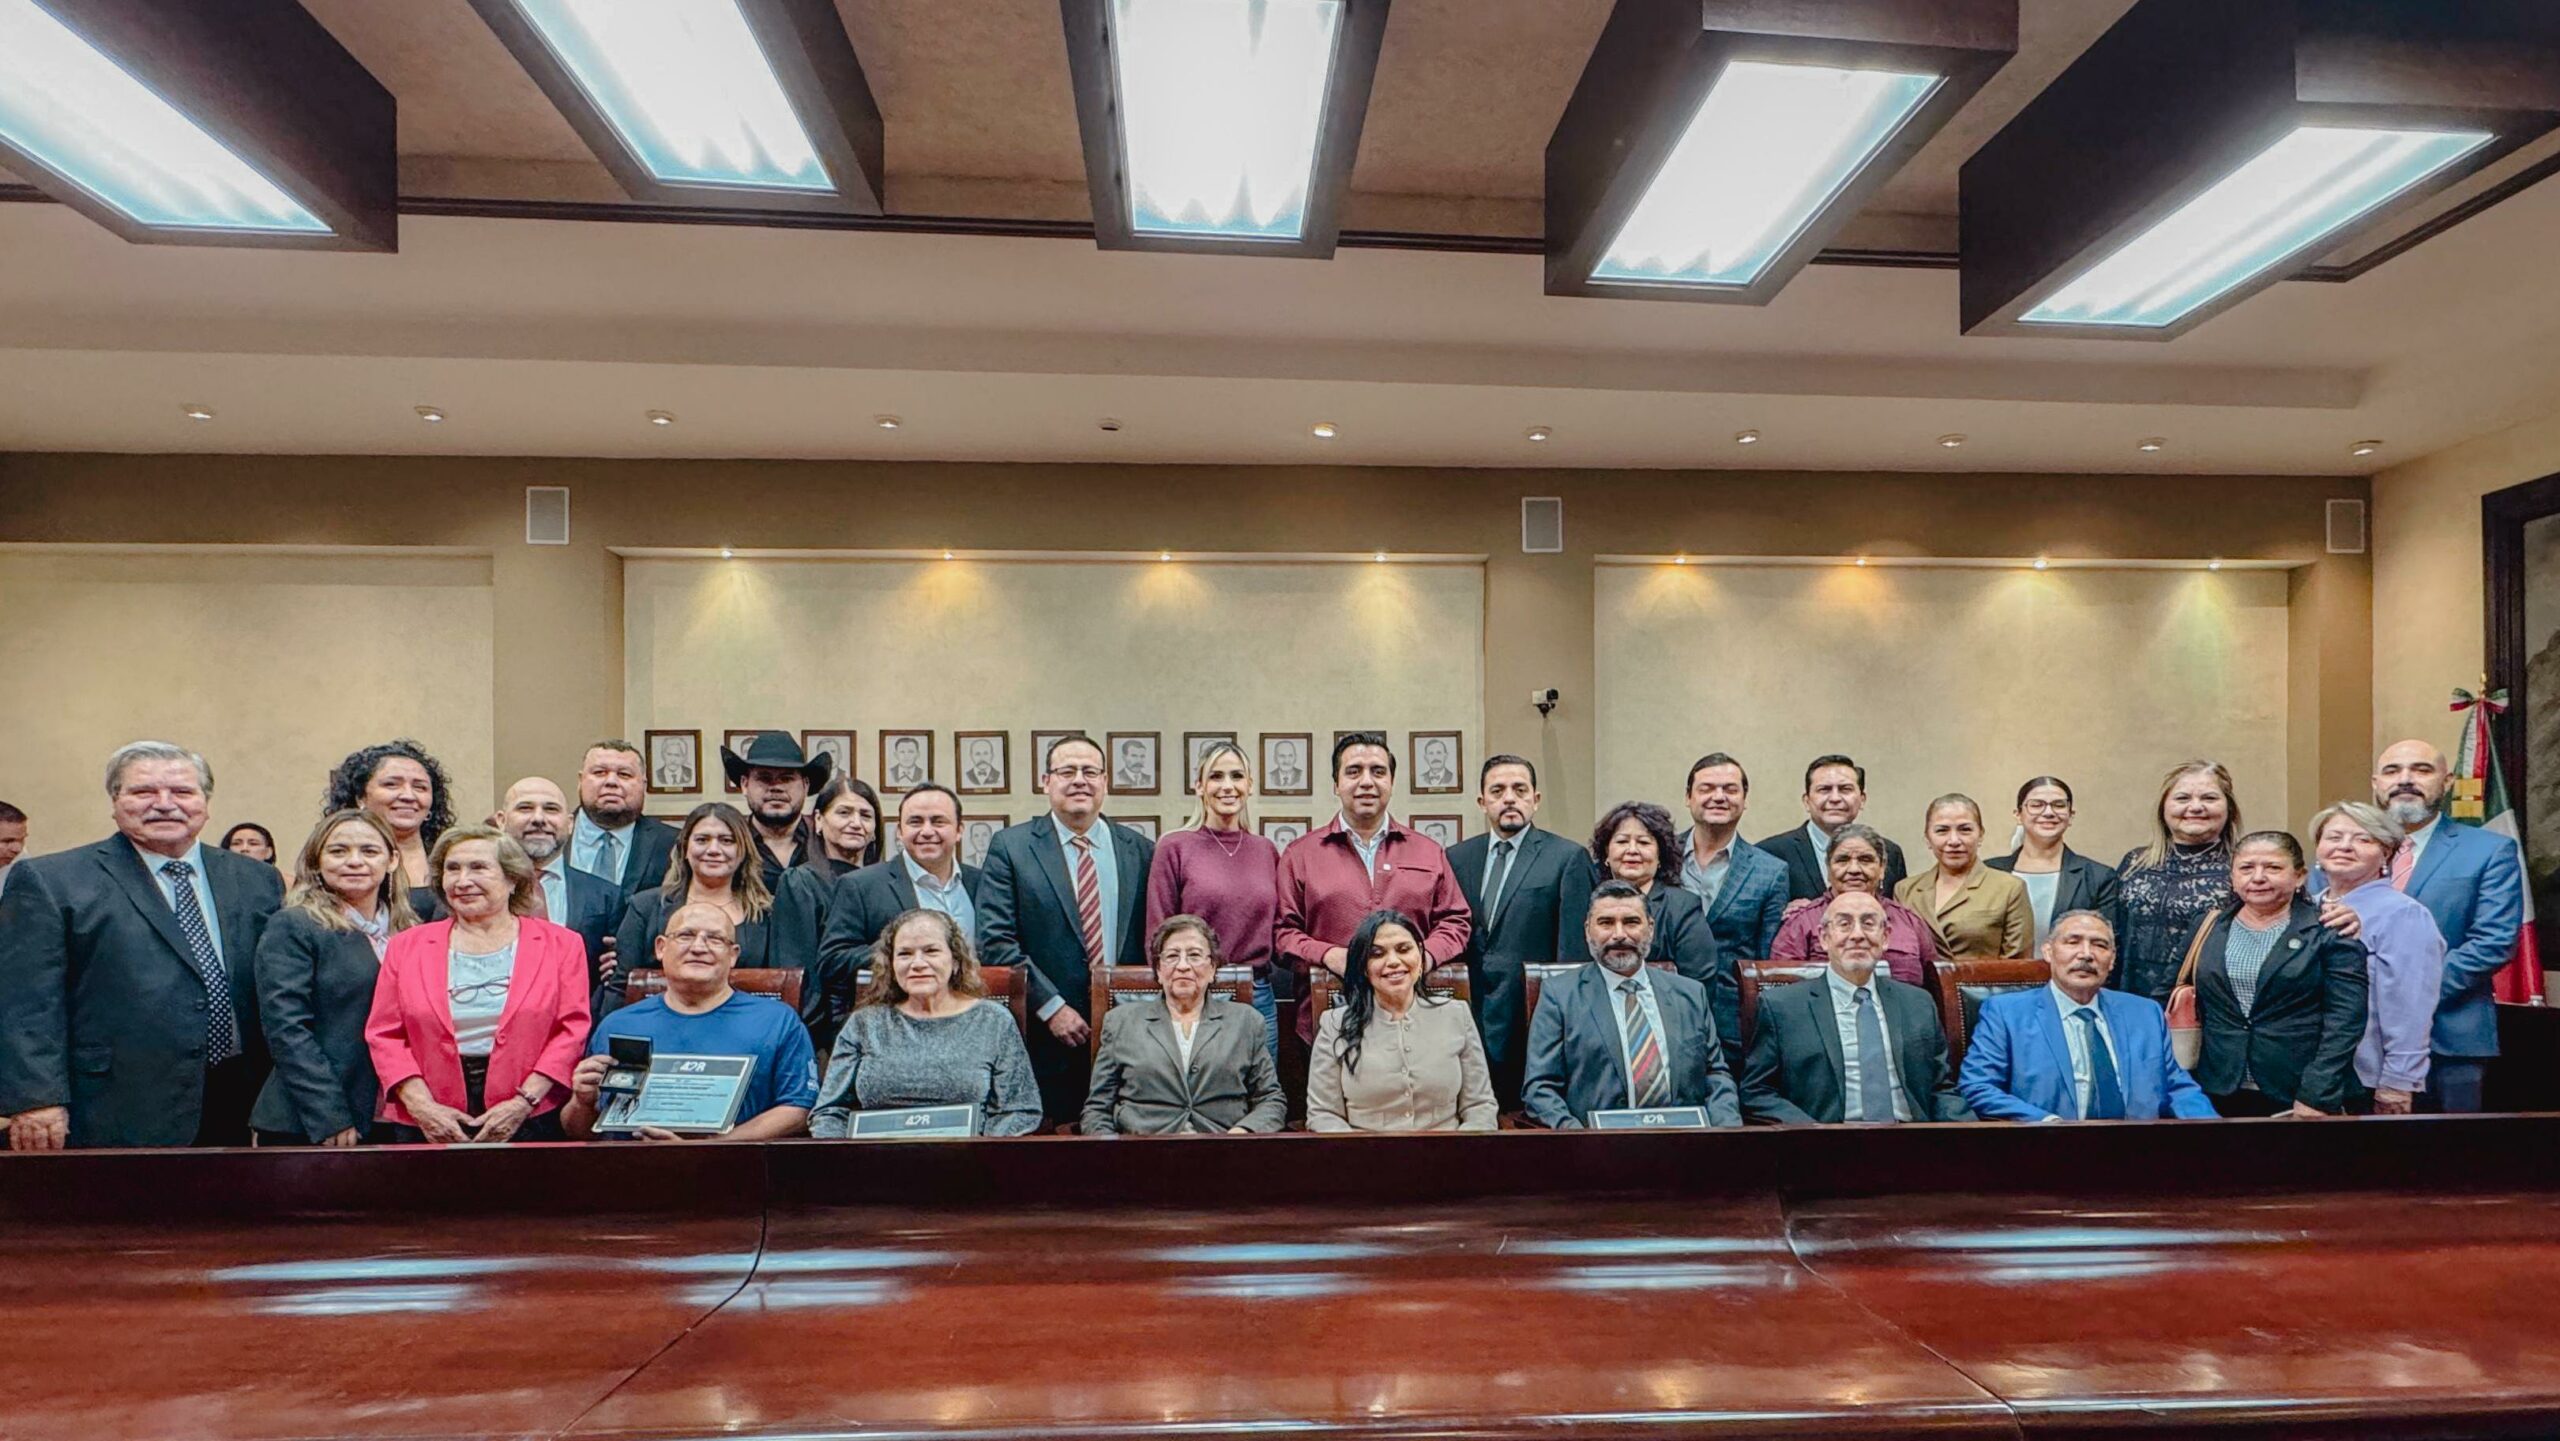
xmin=1086 ymin=964 xmax=1257 ymax=1061
xmin=1735 ymin=961 xmax=1826 ymax=1050
xmin=1306 ymin=961 xmax=1471 ymax=1018
xmin=1925 ymin=958 xmax=2052 ymax=1068
xmin=978 ymin=963 xmax=1031 ymax=1043
xmin=624 ymin=966 xmax=804 ymax=1014
xmin=1519 ymin=960 xmax=1679 ymax=1028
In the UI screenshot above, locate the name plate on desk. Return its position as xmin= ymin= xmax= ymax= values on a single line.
xmin=849 ymin=1104 xmax=978 ymax=1140
xmin=598 ymin=1054 xmax=754 ymax=1135
xmin=1591 ymin=1106 xmax=1710 ymax=1131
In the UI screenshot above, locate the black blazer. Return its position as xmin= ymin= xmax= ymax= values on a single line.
xmin=978 ymin=815 xmax=1155 ymax=1019
xmin=1739 ymin=972 xmax=1972 ymax=1124
xmin=609 ymin=869 xmax=827 ymax=1022
xmin=2192 ymin=899 xmax=2370 ymax=1111
xmin=1645 ymin=883 xmax=1739 ymax=1076
xmin=811 ymin=859 xmax=990 ymax=1044
xmin=248 ymin=907 xmax=385 ymax=1141
xmin=553 ymin=863 xmax=624 ymax=970
xmin=1446 ymin=828 xmax=1593 ymax=1067
xmin=1757 ymin=825 xmax=1910 ymax=903
xmin=0 ymin=837 xmax=283 ymax=1147
xmin=1987 ymin=847 xmax=2120 ymax=933
xmin=585 ymin=815 xmax=679 ymax=896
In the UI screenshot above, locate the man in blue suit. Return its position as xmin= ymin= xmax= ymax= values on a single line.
xmin=1959 ymin=909 xmax=2215 ymax=1121
xmin=1674 ymin=753 xmax=1791 ymax=961
xmin=1522 ymin=881 xmax=1739 ymax=1128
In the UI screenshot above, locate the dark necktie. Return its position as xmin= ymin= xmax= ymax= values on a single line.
xmin=2076 ymin=1006 xmax=2125 ymax=1119
xmin=1485 ymin=838 xmax=1518 ymax=918
xmin=160 ymin=860 xmax=239 ymax=1061
xmin=1854 ymin=986 xmax=1896 ymax=1122
xmin=595 ymin=829 xmax=623 ymax=884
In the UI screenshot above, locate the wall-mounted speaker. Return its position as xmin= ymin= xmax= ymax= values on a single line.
xmin=1521 ymin=496 xmax=1564 ymax=554
xmin=526 ymin=486 xmax=570 ymax=546
xmin=2326 ymin=498 xmax=2366 ymax=555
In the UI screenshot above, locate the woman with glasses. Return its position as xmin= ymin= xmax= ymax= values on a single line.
xmin=1082 ymin=914 xmax=1285 ymax=1135
xmin=1986 ymin=776 xmax=2119 ymax=951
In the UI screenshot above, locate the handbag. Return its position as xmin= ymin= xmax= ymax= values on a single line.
xmin=2164 ymin=911 xmax=2217 ymax=1071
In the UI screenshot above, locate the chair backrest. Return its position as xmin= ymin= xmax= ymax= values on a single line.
xmin=1087 ymin=965 xmax=1257 ymax=1059
xmin=1306 ymin=961 xmax=1472 ymax=1018
xmin=1925 ymin=958 xmax=2052 ymax=1067
xmin=1521 ymin=960 xmax=1683 ymax=1028
xmin=624 ymin=966 xmax=804 ymax=1014
xmin=977 ymin=963 xmax=1030 ymax=1041
xmin=1735 ymin=961 xmax=1825 ymax=1049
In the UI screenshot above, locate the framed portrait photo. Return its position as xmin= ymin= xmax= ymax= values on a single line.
xmin=1260 ymin=816 xmax=1311 ymax=849
xmin=1181 ymin=731 xmax=1239 ymax=795
xmin=1116 ymin=814 xmax=1161 ymax=843
xmin=800 ymin=730 xmax=857 ymax=783
xmin=955 ymin=731 xmax=1011 ymax=796
xmin=719 ymin=729 xmax=764 ymax=793
xmin=643 ymin=729 xmax=702 ymax=795
xmin=1410 ymin=731 xmax=1464 ymax=795
xmin=1258 ymin=732 xmax=1313 ymax=797
xmin=1106 ymin=731 xmax=1160 ymax=796
xmin=1412 ymin=814 xmax=1464 ymax=848
xmin=1031 ymin=729 xmax=1082 ymax=778
xmin=959 ymin=814 xmax=1007 ymax=865
xmin=878 ymin=730 xmax=935 ymax=794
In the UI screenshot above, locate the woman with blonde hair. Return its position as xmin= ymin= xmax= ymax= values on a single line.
xmin=2111 ymin=760 xmax=2243 ymax=1002
xmin=611 ymin=801 xmax=824 ymax=1011
xmin=1895 ymin=794 xmax=2033 ymax=962
xmin=809 ymin=908 xmax=1041 ymax=1137
xmin=1144 ymin=740 xmax=1283 ymax=1056
xmin=250 ymin=809 xmax=418 ymax=1145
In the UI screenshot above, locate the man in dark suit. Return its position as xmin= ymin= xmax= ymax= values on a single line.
xmin=1755 ymin=754 xmax=1909 ymax=902
xmin=0 ymin=742 xmax=284 ymax=1149
xmin=1447 ymin=754 xmax=1592 ymax=1107
xmin=572 ymin=740 xmax=677 ymax=896
xmin=1521 ymin=881 xmax=1739 ymax=1128
xmin=978 ymin=735 xmax=1153 ymax=1124
xmin=1740 ymin=891 xmax=1972 ymax=1124
xmin=813 ymin=784 xmax=988 ymax=1044
xmin=497 ymin=776 xmax=622 ymax=980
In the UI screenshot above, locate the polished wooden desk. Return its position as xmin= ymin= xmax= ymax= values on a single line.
xmin=5 ymin=1119 xmax=2560 ymax=1440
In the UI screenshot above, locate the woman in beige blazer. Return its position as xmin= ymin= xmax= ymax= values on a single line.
xmin=1307 ymin=909 xmax=1497 ymax=1133
xmin=1082 ymin=915 xmax=1285 ymax=1135
xmin=1895 ymin=794 xmax=2035 ymax=962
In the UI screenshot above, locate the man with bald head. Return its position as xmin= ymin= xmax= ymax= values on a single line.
xmin=1741 ymin=891 xmax=1969 ymax=1124
xmin=497 ymin=776 xmax=621 ymax=982
xmin=563 ymin=903 xmax=817 ymax=1140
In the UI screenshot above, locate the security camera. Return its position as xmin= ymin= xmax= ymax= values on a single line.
xmin=1533 ymin=687 xmax=1560 ymax=717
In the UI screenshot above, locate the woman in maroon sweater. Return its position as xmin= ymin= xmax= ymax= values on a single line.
xmin=1145 ymin=740 xmax=1282 ymax=1057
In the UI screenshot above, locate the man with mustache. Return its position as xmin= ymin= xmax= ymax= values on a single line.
xmin=1959 ymin=910 xmax=2215 ymax=1121
xmin=1447 ymin=754 xmax=1591 ymax=1107
xmin=571 ymin=739 xmax=677 ymax=896
xmin=497 ymin=776 xmax=621 ymax=983
xmin=723 ymin=731 xmax=831 ymax=892
xmin=0 ymin=741 xmax=285 ymax=1149
xmin=1740 ymin=891 xmax=1970 ymax=1124
xmin=1520 ymin=880 xmax=1737 ymax=1128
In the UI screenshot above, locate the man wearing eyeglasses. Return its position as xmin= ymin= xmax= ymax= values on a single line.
xmin=561 ymin=903 xmax=816 ymax=1141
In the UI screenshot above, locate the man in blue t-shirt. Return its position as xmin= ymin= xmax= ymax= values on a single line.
xmin=564 ymin=902 xmax=817 ymax=1140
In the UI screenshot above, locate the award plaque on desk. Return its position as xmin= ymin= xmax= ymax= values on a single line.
xmin=1590 ymin=1106 xmax=1710 ymax=1130
xmin=848 ymin=1104 xmax=978 ymax=1140
xmin=597 ymin=1054 xmax=756 ymax=1135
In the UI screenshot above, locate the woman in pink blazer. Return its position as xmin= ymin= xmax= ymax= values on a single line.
xmin=366 ymin=824 xmax=591 ymax=1144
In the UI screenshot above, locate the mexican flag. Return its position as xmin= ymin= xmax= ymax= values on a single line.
xmin=2450 ymin=687 xmax=2546 ymax=1005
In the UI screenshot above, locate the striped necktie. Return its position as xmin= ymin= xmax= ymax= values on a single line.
xmin=1072 ymin=835 xmax=1107 ymax=965
xmin=1620 ymin=978 xmax=1669 ymax=1107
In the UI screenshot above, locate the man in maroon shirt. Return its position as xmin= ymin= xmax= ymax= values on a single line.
xmin=1275 ymin=732 xmax=1473 ymax=1041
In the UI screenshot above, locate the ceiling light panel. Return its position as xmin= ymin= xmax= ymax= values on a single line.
xmin=1548 ymin=0 xmax=2016 ymax=305
xmin=1062 ymin=0 xmax=1389 ymax=258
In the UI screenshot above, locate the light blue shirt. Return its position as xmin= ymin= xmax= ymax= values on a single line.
xmin=1598 ymin=964 xmax=1667 ymax=1107
xmin=1826 ymin=972 xmax=1912 ymax=1121
xmin=136 ymin=839 xmax=224 ymax=964
xmin=1037 ymin=816 xmax=1119 ymax=1022
xmin=905 ymin=853 xmax=978 ymax=946
xmin=570 ymin=810 xmax=636 ymax=884
xmin=2048 ymin=982 xmax=2122 ymax=1120
xmin=1340 ymin=814 xmax=1388 ymax=879
xmin=536 ymin=861 xmax=570 ymax=925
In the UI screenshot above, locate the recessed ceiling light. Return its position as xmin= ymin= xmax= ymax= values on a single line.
xmin=2031 ymin=556 xmax=2050 ymax=571
xmin=875 ymin=414 xmax=902 ymax=430
xmin=645 ymin=409 xmax=675 ymax=427
xmin=415 ymin=406 xmax=446 ymax=424
xmin=1526 ymin=425 xmax=1553 ymax=443
xmin=1734 ymin=429 xmax=1761 ymax=445
xmin=2136 ymin=436 xmax=2166 ymax=453
xmin=181 ymin=404 xmax=214 ymax=422
xmin=1312 ymin=421 xmax=1339 ymax=439
xmin=1098 ymin=417 xmax=1124 ymax=432
xmin=1937 ymin=433 xmax=1968 ymax=449
xmin=2351 ymin=439 xmax=2384 ymax=457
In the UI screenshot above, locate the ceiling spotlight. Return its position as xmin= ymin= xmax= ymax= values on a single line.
xmin=1098 ymin=417 xmax=1124 ymax=432
xmin=1937 ymin=433 xmax=1968 ymax=449
xmin=1158 ymin=550 xmax=1172 ymax=562
xmin=2031 ymin=556 xmax=2050 ymax=571
xmin=645 ymin=409 xmax=675 ymax=427
xmin=1312 ymin=421 xmax=1339 ymax=439
xmin=1734 ymin=429 xmax=1761 ymax=445
xmin=1673 ymin=554 xmax=1688 ymax=566
xmin=181 ymin=404 xmax=214 ymax=422
xmin=1372 ymin=550 xmax=1386 ymax=563
xmin=415 ymin=405 xmax=446 ymax=424
xmin=2351 ymin=439 xmax=2384 ymax=457
xmin=1855 ymin=555 xmax=1869 ymax=567
xmin=2136 ymin=436 xmax=2166 ymax=453
xmin=941 ymin=549 xmax=955 ymax=561
xmin=875 ymin=414 xmax=901 ymax=430
xmin=719 ymin=546 xmax=734 ymax=560
xmin=1526 ymin=425 xmax=1553 ymax=443
xmin=2207 ymin=559 xmax=2223 ymax=572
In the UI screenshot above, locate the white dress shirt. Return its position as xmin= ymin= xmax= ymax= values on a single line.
xmin=1037 ymin=816 xmax=1118 ymax=1021
xmin=1826 ymin=972 xmax=1913 ymax=1121
xmin=1805 ymin=820 xmax=1835 ymax=886
xmin=1599 ymin=964 xmax=1669 ymax=1107
xmin=2049 ymin=982 xmax=2123 ymax=1119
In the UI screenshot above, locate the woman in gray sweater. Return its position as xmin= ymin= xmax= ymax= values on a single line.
xmin=811 ymin=909 xmax=1042 ymax=1138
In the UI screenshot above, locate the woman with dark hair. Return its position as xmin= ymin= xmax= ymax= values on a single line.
xmin=1083 ymin=914 xmax=1285 ymax=1135
xmin=802 ymin=775 xmax=883 ymax=884
xmin=808 ymin=908 xmax=1041 ymax=1137
xmin=612 ymin=801 xmax=824 ymax=1016
xmin=1767 ymin=822 xmax=1933 ymax=984
xmin=1987 ymin=776 xmax=2118 ymax=951
xmin=1305 ymin=909 xmax=1495 ymax=1133
xmin=2189 ymin=830 xmax=2369 ymax=1118
xmin=221 ymin=822 xmax=280 ymax=869
xmin=322 ymin=739 xmax=455 ymax=916
xmin=1589 ymin=800 xmax=1738 ymax=1073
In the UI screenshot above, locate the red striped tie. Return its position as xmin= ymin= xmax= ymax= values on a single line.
xmin=1072 ymin=835 xmax=1106 ymax=965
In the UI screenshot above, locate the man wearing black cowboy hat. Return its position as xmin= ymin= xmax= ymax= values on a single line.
xmin=722 ymin=731 xmax=834 ymax=892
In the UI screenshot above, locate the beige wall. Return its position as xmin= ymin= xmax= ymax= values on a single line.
xmin=0 ymin=550 xmax=494 ymax=850
xmin=1595 ymin=563 xmax=2293 ymax=859
xmin=0 ymin=454 xmax=2372 ymax=845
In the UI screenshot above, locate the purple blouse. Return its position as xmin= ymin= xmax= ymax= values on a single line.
xmin=2330 ymin=876 xmax=2447 ymax=1093
xmin=1144 ymin=826 xmax=1282 ymax=978
xmin=1767 ymin=894 xmax=1934 ymax=986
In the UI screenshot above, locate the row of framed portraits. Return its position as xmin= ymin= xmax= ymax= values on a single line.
xmin=643 ymin=811 xmax=1475 ymax=864
xmin=636 ymin=727 xmax=1471 ymax=799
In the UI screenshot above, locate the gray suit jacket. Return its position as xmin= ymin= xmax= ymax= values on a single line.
xmin=1519 ymin=963 xmax=1740 ymax=1129
xmin=1739 ymin=972 xmax=1973 ymax=1124
xmin=1081 ymin=996 xmax=1285 ymax=1134
xmin=0 ymin=836 xmax=284 ymax=1146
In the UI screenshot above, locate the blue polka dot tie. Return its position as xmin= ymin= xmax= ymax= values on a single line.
xmin=160 ymin=860 xmax=239 ymax=1061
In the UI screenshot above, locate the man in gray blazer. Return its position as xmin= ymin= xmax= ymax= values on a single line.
xmin=1521 ymin=881 xmax=1740 ymax=1128
xmin=0 ymin=742 xmax=284 ymax=1149
xmin=1446 ymin=754 xmax=1593 ymax=1106
xmin=813 ymin=784 xmax=988 ymax=1045
xmin=1740 ymin=891 xmax=1971 ymax=1124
